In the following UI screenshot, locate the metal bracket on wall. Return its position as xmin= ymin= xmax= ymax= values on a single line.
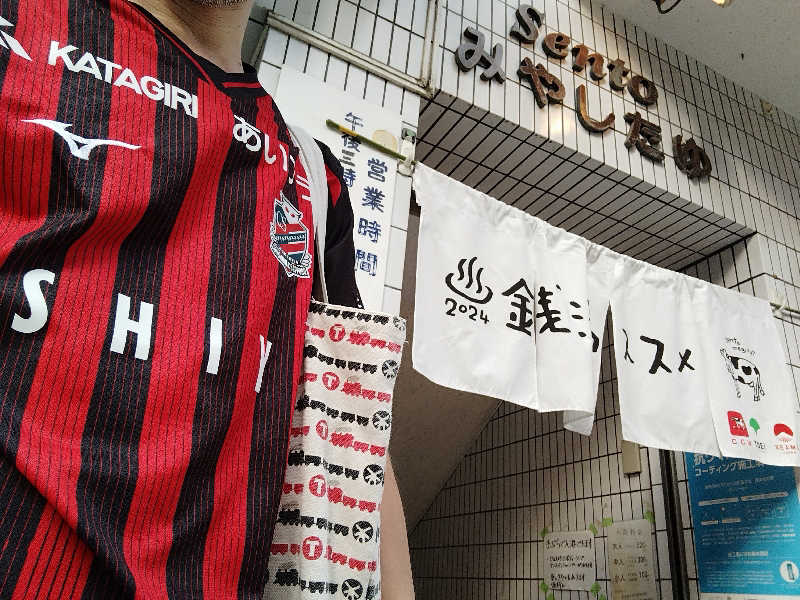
xmin=326 ymin=119 xmax=416 ymax=176
xmin=264 ymin=11 xmax=435 ymax=99
xmin=768 ymin=274 xmax=800 ymax=318
xmin=771 ymin=300 xmax=800 ymax=318
xmin=659 ymin=449 xmax=690 ymax=600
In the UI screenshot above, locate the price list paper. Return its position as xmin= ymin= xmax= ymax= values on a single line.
xmin=606 ymin=520 xmax=658 ymax=600
xmin=275 ymin=68 xmax=401 ymax=311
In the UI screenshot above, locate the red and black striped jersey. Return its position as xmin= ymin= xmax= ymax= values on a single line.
xmin=0 ymin=0 xmax=360 ymax=597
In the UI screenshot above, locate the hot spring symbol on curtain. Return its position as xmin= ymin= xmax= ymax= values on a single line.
xmin=446 ymin=257 xmax=494 ymax=305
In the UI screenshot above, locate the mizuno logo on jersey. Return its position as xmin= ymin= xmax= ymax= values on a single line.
xmin=48 ymin=41 xmax=199 ymax=119
xmin=24 ymin=119 xmax=140 ymax=160
xmin=0 ymin=16 xmax=31 ymax=60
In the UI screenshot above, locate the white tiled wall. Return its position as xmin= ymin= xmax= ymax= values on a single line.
xmin=247 ymin=0 xmax=424 ymax=314
xmin=249 ymin=0 xmax=430 ymax=79
xmin=416 ymin=92 xmax=752 ymax=270
xmin=432 ymin=0 xmax=800 ymax=250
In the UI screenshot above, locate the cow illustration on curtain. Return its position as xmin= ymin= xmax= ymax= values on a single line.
xmin=720 ymin=349 xmax=766 ymax=402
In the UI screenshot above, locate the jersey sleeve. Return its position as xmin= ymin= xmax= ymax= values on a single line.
xmin=316 ymin=141 xmax=364 ymax=309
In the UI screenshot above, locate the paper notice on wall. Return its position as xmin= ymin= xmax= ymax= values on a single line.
xmin=543 ymin=531 xmax=595 ymax=592
xmin=275 ymin=67 xmax=402 ymax=311
xmin=606 ymin=520 xmax=658 ymax=600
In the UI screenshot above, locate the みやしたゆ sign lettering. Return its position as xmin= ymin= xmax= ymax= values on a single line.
xmin=454 ymin=4 xmax=713 ymax=179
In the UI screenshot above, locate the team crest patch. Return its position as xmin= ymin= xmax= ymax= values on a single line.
xmin=270 ymin=193 xmax=312 ymax=279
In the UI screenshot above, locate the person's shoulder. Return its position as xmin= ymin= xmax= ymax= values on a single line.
xmin=312 ymin=140 xmax=362 ymax=308
xmin=315 ymin=141 xmax=342 ymax=175
xmin=313 ymin=141 xmax=349 ymax=212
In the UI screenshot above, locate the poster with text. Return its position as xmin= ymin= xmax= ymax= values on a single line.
xmin=275 ymin=68 xmax=401 ymax=311
xmin=606 ymin=520 xmax=658 ymax=600
xmin=543 ymin=531 xmax=595 ymax=592
xmin=686 ymin=453 xmax=800 ymax=599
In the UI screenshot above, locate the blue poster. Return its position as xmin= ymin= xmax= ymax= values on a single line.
xmin=686 ymin=453 xmax=800 ymax=598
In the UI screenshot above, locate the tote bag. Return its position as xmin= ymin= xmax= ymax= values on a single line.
xmin=263 ymin=127 xmax=406 ymax=599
